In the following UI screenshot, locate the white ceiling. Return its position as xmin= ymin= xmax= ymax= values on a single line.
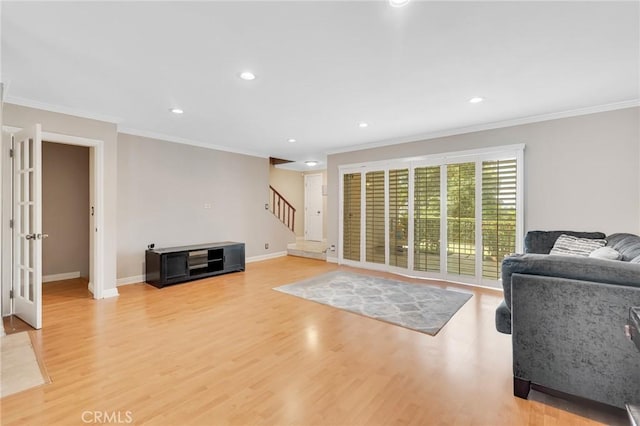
xmin=2 ymin=1 xmax=639 ymax=170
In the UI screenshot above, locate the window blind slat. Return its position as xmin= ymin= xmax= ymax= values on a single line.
xmin=447 ymin=162 xmax=476 ymax=276
xmin=482 ymin=159 xmax=517 ymax=280
xmin=366 ymin=171 xmax=385 ymax=264
xmin=414 ymin=166 xmax=440 ymax=272
xmin=389 ymin=169 xmax=409 ymax=268
xmin=343 ymin=173 xmax=361 ymax=261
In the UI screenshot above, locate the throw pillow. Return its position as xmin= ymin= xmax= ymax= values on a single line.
xmin=549 ymin=234 xmax=606 ymax=257
xmin=589 ymin=247 xmax=622 ymax=261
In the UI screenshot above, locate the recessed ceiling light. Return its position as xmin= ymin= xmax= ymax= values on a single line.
xmin=305 ymin=161 xmax=318 ymax=167
xmin=239 ymin=71 xmax=256 ymax=81
xmin=469 ymin=97 xmax=484 ymax=104
xmin=288 ymin=138 xmax=297 ymax=143
xmin=358 ymin=122 xmax=369 ymax=128
xmin=170 ymin=108 xmax=184 ymax=114
xmin=389 ymin=0 xmax=410 ymax=7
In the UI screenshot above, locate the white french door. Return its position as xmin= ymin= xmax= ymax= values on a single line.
xmin=12 ymin=124 xmax=43 ymax=329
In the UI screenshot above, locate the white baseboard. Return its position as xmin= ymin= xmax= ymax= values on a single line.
xmin=326 ymin=256 xmax=338 ymax=264
xmin=246 ymin=251 xmax=287 ymax=263
xmin=115 ymin=253 xmax=288 ymax=285
xmin=87 ymin=283 xmax=120 ymax=299
xmin=102 ymin=288 xmax=119 ymax=298
xmin=117 ymin=275 xmax=145 ymax=286
xmin=116 ymin=252 xmax=288 ymax=285
xmin=43 ymin=271 xmax=81 ymax=283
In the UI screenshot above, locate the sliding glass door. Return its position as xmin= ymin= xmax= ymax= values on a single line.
xmin=339 ymin=145 xmax=523 ymax=288
xmin=446 ymin=162 xmax=476 ymax=277
xmin=414 ymin=166 xmax=441 ymax=272
xmin=342 ymin=173 xmax=361 ymax=262
xmin=481 ymin=159 xmax=517 ymax=280
xmin=365 ymin=171 xmax=385 ymax=264
xmin=388 ymin=169 xmax=409 ymax=268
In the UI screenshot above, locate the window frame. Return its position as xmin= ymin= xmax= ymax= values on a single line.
xmin=338 ymin=144 xmax=524 ymax=289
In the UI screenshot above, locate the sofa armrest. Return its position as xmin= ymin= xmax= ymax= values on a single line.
xmin=501 ymin=253 xmax=640 ymax=311
xmin=511 ymin=273 xmax=640 ymax=408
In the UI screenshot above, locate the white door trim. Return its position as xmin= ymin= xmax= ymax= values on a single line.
xmin=304 ymin=173 xmax=323 ymax=242
xmin=1 ymin=130 xmax=14 ymax=316
xmin=41 ymin=131 xmax=105 ymax=300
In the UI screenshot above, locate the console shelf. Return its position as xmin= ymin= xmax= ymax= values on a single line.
xmin=145 ymin=241 xmax=245 ymax=288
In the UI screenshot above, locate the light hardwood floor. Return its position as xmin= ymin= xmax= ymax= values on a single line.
xmin=0 ymin=257 xmax=626 ymax=425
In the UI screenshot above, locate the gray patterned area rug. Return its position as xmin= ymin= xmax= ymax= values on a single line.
xmin=274 ymin=271 xmax=472 ymax=335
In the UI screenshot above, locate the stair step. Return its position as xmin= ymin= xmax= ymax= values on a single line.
xmin=287 ymin=248 xmax=326 ymax=261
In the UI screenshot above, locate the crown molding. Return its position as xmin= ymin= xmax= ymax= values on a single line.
xmin=3 ymin=95 xmax=267 ymax=158
xmin=117 ymin=127 xmax=268 ymax=159
xmin=326 ymin=99 xmax=640 ymax=156
xmin=4 ymin=95 xmax=123 ymax=124
xmin=2 ymin=125 xmax=22 ymax=134
xmin=5 ymin=94 xmax=637 ymax=160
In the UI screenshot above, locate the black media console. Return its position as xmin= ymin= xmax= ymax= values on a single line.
xmin=145 ymin=241 xmax=245 ymax=288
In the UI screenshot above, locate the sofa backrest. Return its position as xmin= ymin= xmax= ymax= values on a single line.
xmin=606 ymin=233 xmax=640 ymax=261
xmin=524 ymin=231 xmax=606 ymax=254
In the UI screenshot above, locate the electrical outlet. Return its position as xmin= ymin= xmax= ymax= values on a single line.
xmin=265 ymin=243 xmax=269 ymax=250
xmin=330 ymin=244 xmax=336 ymax=251
xmin=264 ymin=203 xmax=269 ymax=210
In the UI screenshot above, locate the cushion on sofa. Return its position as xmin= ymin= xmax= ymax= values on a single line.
xmin=589 ymin=247 xmax=622 ymax=261
xmin=549 ymin=234 xmax=606 ymax=257
xmin=524 ymin=230 xmax=606 ymax=254
xmin=606 ymin=233 xmax=640 ymax=261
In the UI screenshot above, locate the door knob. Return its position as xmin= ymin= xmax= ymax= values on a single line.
xmin=37 ymin=234 xmax=49 ymax=240
xmin=25 ymin=234 xmax=36 ymax=240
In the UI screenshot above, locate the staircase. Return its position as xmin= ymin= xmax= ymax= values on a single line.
xmin=269 ymin=184 xmax=328 ymax=261
xmin=269 ymin=185 xmax=296 ymax=233
xmin=287 ymin=239 xmax=328 ymax=261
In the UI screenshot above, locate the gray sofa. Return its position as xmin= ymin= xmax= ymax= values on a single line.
xmin=496 ymin=231 xmax=640 ymax=409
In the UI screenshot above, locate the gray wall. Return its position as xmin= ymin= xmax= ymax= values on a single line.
xmin=327 ymin=107 xmax=640 ymax=258
xmin=42 ymin=142 xmax=89 ymax=278
xmin=117 ymin=133 xmax=295 ymax=280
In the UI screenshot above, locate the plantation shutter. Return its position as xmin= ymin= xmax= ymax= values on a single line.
xmin=365 ymin=171 xmax=385 ymax=264
xmin=343 ymin=173 xmax=361 ymax=261
xmin=388 ymin=169 xmax=409 ymax=268
xmin=414 ymin=166 xmax=441 ymax=272
xmin=482 ymin=159 xmax=517 ymax=279
xmin=447 ymin=162 xmax=476 ymax=276
xmin=339 ymin=144 xmax=522 ymax=288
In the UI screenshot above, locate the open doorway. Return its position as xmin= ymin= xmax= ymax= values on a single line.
xmin=41 ymin=141 xmax=91 ymax=299
xmin=2 ymin=141 xmax=91 ymax=334
xmin=2 ymin=125 xmax=106 ymax=331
